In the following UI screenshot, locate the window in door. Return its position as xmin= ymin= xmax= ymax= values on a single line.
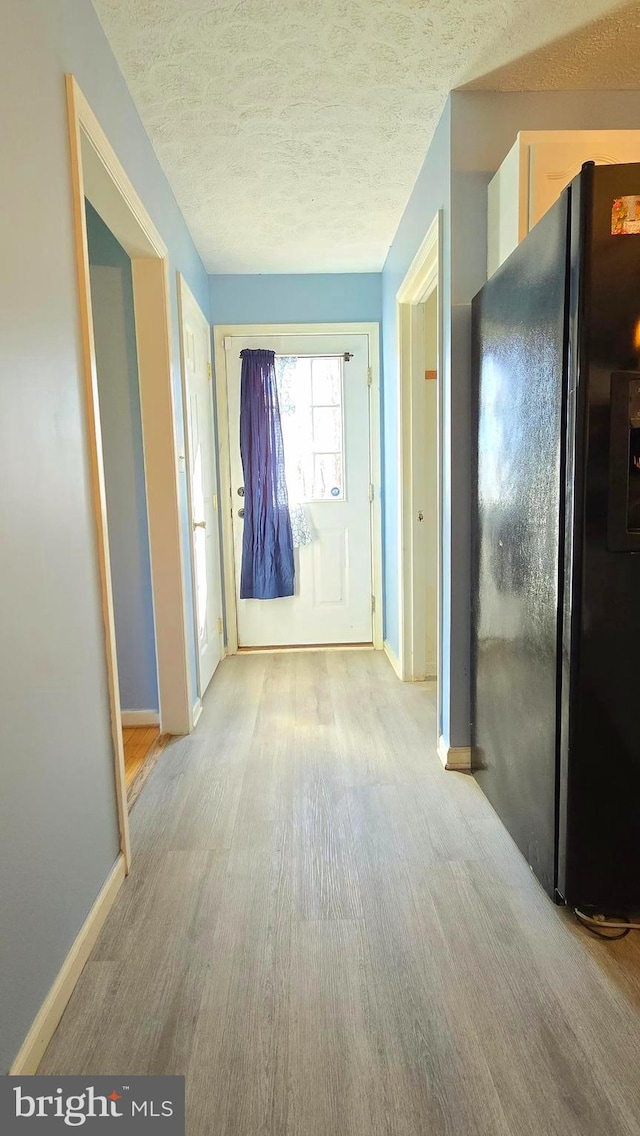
xmin=276 ymin=355 xmax=345 ymax=503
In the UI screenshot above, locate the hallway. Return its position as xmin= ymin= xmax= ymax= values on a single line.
xmin=40 ymin=651 xmax=640 ymax=1135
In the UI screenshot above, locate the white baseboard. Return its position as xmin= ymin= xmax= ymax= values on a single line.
xmin=383 ymin=639 xmax=403 ymax=680
xmin=120 ymin=710 xmax=159 ymax=727
xmin=437 ymin=734 xmax=472 ymax=772
xmin=10 ymin=854 xmax=126 ymax=1075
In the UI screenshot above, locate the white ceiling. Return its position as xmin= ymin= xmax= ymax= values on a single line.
xmin=92 ymin=0 xmax=633 ymax=273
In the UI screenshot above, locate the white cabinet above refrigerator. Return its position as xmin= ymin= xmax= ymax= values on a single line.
xmin=487 ymin=130 xmax=640 ymax=279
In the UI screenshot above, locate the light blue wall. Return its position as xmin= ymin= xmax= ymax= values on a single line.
xmin=86 ymin=203 xmax=158 ymax=712
xmin=210 ymin=273 xmax=382 ymax=326
xmin=381 ymin=98 xmax=451 ymax=736
xmin=0 ymin=0 xmax=206 ymax=1071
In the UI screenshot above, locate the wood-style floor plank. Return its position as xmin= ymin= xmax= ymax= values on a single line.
xmin=39 ymin=650 xmax=640 ymax=1135
xmin=123 ymin=725 xmax=160 ymax=787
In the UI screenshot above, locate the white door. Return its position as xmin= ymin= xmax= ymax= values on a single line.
xmin=179 ymin=278 xmax=223 ymax=694
xmin=226 ymin=333 xmax=373 ymax=647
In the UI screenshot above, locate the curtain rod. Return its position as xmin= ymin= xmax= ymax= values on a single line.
xmin=237 ymin=351 xmax=353 ymax=361
xmin=275 ymin=352 xmax=353 ymax=361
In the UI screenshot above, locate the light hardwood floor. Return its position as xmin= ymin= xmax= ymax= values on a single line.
xmin=40 ymin=651 xmax=640 ymax=1135
xmin=122 ymin=726 xmax=160 ymax=789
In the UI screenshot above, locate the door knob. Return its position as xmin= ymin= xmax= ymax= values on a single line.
xmin=193 ymin=520 xmax=206 ymax=529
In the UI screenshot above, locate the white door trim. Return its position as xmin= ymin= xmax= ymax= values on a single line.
xmin=177 ymin=273 xmax=204 ymax=713
xmin=396 ymin=212 xmax=443 ymax=709
xmin=213 ymin=322 xmax=383 ymax=653
xmin=66 ymin=75 xmax=194 ymax=869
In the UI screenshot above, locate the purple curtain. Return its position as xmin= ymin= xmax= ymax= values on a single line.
xmin=239 ymin=349 xmax=294 ymax=599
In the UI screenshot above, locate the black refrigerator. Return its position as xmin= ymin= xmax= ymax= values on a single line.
xmin=471 ymin=161 xmax=640 ymax=910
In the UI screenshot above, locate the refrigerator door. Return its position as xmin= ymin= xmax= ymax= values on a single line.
xmin=559 ymin=163 xmax=640 ymax=908
xmin=471 ymin=192 xmax=570 ymax=898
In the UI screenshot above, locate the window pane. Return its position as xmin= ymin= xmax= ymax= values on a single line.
xmin=276 ymin=356 xmax=311 ymax=503
xmin=277 ymin=355 xmax=310 ymax=417
xmin=311 ymin=358 xmax=341 ymax=405
xmin=313 ymin=406 xmax=341 ymax=451
xmin=314 ymin=452 xmax=343 ymax=499
xmin=275 ymin=354 xmax=344 ymax=503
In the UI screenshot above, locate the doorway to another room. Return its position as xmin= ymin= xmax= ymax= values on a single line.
xmin=67 ymin=76 xmax=196 ymax=864
xmin=214 ymin=325 xmax=382 ymax=653
xmin=85 ymin=202 xmax=167 ymax=804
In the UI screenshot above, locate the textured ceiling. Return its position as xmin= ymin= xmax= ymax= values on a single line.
xmin=92 ymin=0 xmax=633 ymax=273
xmin=463 ymin=2 xmax=640 ymax=90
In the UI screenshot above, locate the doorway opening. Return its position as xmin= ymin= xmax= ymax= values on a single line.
xmin=397 ymin=213 xmax=443 ymax=748
xmin=85 ymin=202 xmax=171 ymax=806
xmin=66 ymin=76 xmax=194 ymax=865
xmin=214 ymin=324 xmax=382 ymax=653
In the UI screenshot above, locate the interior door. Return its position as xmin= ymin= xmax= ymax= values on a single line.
xmin=226 ymin=333 xmax=373 ymax=647
xmin=179 ymin=279 xmax=223 ymax=694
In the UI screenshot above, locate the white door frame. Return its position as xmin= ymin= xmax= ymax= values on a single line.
xmin=66 ymin=76 xmax=194 ymax=869
xmin=213 ymin=322 xmax=383 ymax=653
xmin=177 ymin=272 xmax=223 ymax=722
xmin=396 ymin=212 xmax=443 ymax=700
